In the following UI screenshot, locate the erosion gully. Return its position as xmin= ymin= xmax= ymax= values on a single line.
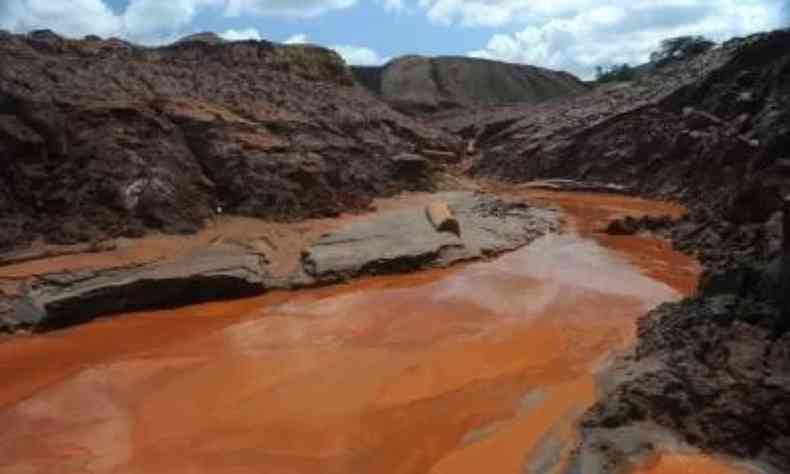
xmin=0 ymin=191 xmax=751 ymax=474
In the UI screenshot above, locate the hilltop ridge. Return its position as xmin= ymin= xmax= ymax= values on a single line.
xmin=352 ymin=55 xmax=588 ymax=115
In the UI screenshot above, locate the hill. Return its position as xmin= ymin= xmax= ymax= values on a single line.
xmin=0 ymin=31 xmax=458 ymax=251
xmin=352 ymin=55 xmax=588 ymax=115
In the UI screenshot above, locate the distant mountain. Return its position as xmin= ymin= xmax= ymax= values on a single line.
xmin=352 ymin=55 xmax=588 ymax=115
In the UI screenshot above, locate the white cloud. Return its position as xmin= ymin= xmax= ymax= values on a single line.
xmin=381 ymin=0 xmax=406 ymax=11
xmin=123 ymin=0 xmax=222 ymax=43
xmin=284 ymin=33 xmax=310 ymax=44
xmin=0 ymin=0 xmax=122 ymax=38
xmin=0 ymin=0 xmax=360 ymax=43
xmin=221 ymin=27 xmax=262 ymax=40
xmin=466 ymin=0 xmax=786 ymax=79
xmin=418 ymin=0 xmax=522 ymax=27
xmin=331 ymin=44 xmax=387 ymax=65
xmin=224 ymin=0 xmax=357 ymax=17
xmin=282 ymin=33 xmax=386 ymax=65
xmin=0 ymin=0 xmax=222 ymax=43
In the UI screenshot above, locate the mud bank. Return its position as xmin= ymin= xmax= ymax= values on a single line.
xmin=0 ymin=191 xmax=715 ymax=474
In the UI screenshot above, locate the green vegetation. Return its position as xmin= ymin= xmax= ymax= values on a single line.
xmin=649 ymin=35 xmax=716 ymax=65
xmin=594 ymin=63 xmax=636 ymax=84
xmin=594 ymin=35 xmax=716 ymax=85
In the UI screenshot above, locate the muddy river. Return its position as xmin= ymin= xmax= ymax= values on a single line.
xmin=0 ymin=192 xmax=751 ymax=473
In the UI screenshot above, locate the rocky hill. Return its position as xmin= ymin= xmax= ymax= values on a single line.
xmin=352 ymin=55 xmax=587 ymax=115
xmin=0 ymin=31 xmax=459 ymax=252
xmin=460 ymin=30 xmax=790 ymax=270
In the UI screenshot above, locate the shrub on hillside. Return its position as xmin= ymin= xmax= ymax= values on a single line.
xmin=594 ymin=63 xmax=636 ymax=83
xmin=650 ymin=36 xmax=716 ymax=66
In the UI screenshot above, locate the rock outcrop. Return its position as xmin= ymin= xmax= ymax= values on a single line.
xmin=301 ymin=192 xmax=557 ymax=283
xmin=0 ymin=31 xmax=459 ymax=253
xmin=17 ymin=245 xmax=268 ymax=329
xmin=463 ymin=30 xmax=790 ymax=233
xmin=353 ymin=56 xmax=587 ymax=115
xmin=570 ymin=258 xmax=790 ymax=473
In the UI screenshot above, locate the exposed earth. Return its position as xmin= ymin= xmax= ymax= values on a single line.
xmin=352 ymin=56 xmax=587 ymax=115
xmin=1 ymin=26 xmax=790 ymax=474
xmin=0 ymin=30 xmax=459 ymax=251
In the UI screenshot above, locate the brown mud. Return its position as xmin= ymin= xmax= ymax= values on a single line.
xmin=0 ymin=191 xmax=745 ymax=474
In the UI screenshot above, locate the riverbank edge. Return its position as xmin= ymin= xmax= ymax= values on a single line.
xmin=563 ymin=198 xmax=790 ymax=474
xmin=0 ymin=191 xmax=560 ymax=334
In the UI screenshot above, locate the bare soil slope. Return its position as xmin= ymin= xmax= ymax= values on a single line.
xmin=0 ymin=31 xmax=459 ymax=252
xmin=353 ymin=55 xmax=588 ymax=115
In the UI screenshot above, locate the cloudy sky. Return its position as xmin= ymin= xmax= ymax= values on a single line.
xmin=1 ymin=0 xmax=788 ymax=78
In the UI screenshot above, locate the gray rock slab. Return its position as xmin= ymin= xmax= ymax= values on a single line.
xmin=21 ymin=245 xmax=267 ymax=329
xmin=302 ymin=191 xmax=558 ymax=282
xmin=8 ymin=192 xmax=558 ymax=332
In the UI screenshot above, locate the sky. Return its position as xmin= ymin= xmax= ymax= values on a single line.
xmin=1 ymin=0 xmax=788 ymax=79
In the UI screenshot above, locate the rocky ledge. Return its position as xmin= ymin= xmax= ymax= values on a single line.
xmin=3 ymin=192 xmax=557 ymax=332
xmin=567 ymin=200 xmax=790 ymax=474
xmin=301 ymin=191 xmax=558 ymax=283
xmin=14 ymin=245 xmax=268 ymax=330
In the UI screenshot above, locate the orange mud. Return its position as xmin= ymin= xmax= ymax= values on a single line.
xmin=521 ymin=190 xmax=700 ymax=295
xmin=0 ymin=191 xmax=728 ymax=474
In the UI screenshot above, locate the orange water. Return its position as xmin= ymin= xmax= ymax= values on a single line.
xmin=0 ymin=192 xmax=725 ymax=474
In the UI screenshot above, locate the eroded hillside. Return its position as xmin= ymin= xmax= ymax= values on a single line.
xmin=0 ymin=31 xmax=459 ymax=251
xmin=353 ymin=55 xmax=588 ymax=115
